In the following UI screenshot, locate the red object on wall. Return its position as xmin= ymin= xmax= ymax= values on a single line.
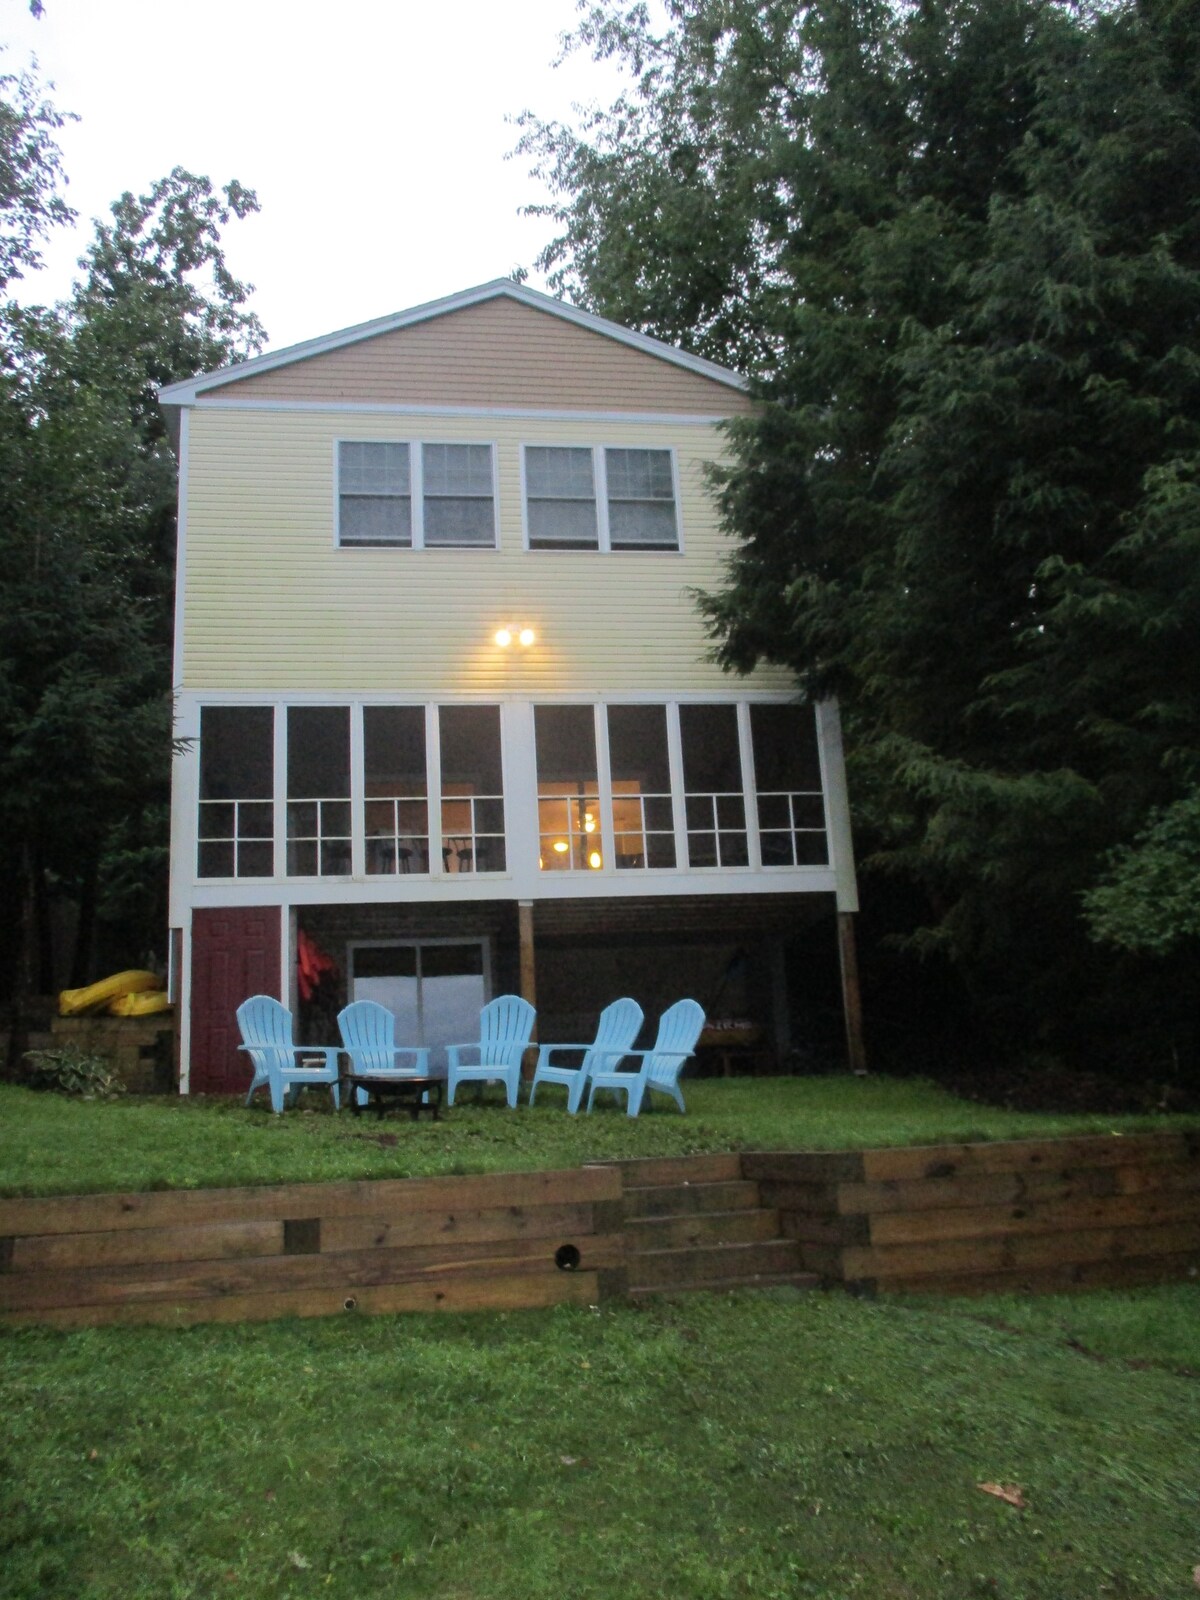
xmin=189 ymin=906 xmax=282 ymax=1095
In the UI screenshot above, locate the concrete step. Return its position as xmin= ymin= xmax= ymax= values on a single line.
xmin=630 ymin=1270 xmax=821 ymax=1299
xmin=628 ymin=1208 xmax=780 ymax=1251
xmin=624 ymin=1179 xmax=762 ymax=1219
xmin=614 ymin=1153 xmax=743 ymax=1188
xmin=629 ymin=1237 xmax=806 ymax=1290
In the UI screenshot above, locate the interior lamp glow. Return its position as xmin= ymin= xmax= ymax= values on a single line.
xmin=493 ymin=628 xmax=513 ymax=648
xmin=518 ymin=628 xmax=536 ymax=648
xmin=552 ymin=840 xmax=569 ymax=854
xmin=588 ymin=850 xmax=603 ymax=869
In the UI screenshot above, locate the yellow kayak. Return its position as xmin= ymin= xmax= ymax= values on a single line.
xmin=107 ymin=990 xmax=172 ymax=1018
xmin=58 ymin=970 xmax=162 ymax=1016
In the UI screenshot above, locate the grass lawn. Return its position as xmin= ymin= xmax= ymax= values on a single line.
xmin=2 ymin=1075 xmax=1198 ymax=1198
xmin=1 ymin=1283 xmax=1197 ymax=1599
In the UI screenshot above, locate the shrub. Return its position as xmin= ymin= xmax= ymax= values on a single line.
xmin=22 ymin=1045 xmax=126 ymax=1099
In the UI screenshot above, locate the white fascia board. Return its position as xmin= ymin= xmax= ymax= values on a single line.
xmin=156 ymin=280 xmax=749 ymax=406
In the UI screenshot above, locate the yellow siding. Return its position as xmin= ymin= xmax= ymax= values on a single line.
xmin=202 ymin=297 xmax=753 ymax=416
xmin=181 ymin=407 xmax=793 ymax=695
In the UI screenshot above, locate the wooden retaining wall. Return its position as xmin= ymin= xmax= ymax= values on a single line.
xmin=744 ymin=1131 xmax=1200 ymax=1295
xmin=0 ymin=1167 xmax=626 ymax=1329
xmin=2 ymin=1134 xmax=1197 ymax=1327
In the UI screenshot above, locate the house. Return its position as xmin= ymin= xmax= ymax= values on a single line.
xmin=158 ymin=280 xmax=862 ymax=1093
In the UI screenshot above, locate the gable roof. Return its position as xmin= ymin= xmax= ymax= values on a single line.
xmin=157 ymin=279 xmax=748 ymax=407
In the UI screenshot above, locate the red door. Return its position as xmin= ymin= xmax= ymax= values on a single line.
xmin=190 ymin=906 xmax=282 ymax=1094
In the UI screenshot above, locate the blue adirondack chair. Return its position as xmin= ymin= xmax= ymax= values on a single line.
xmin=236 ymin=994 xmax=342 ymax=1114
xmin=586 ymin=998 xmax=705 ymax=1117
xmin=337 ymin=1000 xmax=431 ymax=1107
xmin=445 ymin=995 xmax=535 ymax=1108
xmin=527 ymin=997 xmax=644 ymax=1114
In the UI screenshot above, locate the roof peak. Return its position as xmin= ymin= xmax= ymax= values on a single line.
xmin=157 ymin=279 xmax=747 ymax=406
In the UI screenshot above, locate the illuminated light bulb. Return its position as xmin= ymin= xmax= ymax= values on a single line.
xmin=588 ymin=850 xmax=603 ymax=869
xmin=584 ymin=812 xmax=595 ymax=833
xmin=552 ymin=840 xmax=569 ymax=854
xmin=494 ymin=628 xmax=513 ymax=648
xmin=518 ymin=627 xmax=536 ymax=647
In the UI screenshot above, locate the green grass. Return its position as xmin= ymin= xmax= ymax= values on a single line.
xmin=2 ymin=1284 xmax=1198 ymax=1599
xmin=2 ymin=1075 xmax=1197 ymax=1198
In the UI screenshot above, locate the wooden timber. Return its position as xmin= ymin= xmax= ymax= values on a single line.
xmin=1 ymin=1133 xmax=1196 ymax=1325
xmin=745 ymin=1131 xmax=1200 ymax=1295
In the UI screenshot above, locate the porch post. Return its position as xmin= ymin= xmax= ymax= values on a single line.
xmin=837 ymin=911 xmax=868 ymax=1075
xmin=518 ymin=899 xmax=537 ymax=1079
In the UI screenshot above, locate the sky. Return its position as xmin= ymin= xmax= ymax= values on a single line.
xmin=3 ymin=0 xmax=629 ymax=355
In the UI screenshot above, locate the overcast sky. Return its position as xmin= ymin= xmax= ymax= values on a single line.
xmin=3 ymin=0 xmax=628 ymax=354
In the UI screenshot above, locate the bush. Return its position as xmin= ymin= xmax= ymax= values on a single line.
xmin=22 ymin=1045 xmax=126 ymax=1099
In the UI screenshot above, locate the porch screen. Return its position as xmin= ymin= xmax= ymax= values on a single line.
xmin=535 ymin=705 xmax=601 ymax=871
xmin=439 ymin=705 xmax=505 ymax=872
xmin=679 ymin=704 xmax=749 ymax=867
xmin=197 ymin=706 xmax=274 ymax=879
xmin=364 ymin=706 xmax=428 ymax=874
xmin=607 ymin=704 xmax=676 ymax=868
xmin=750 ymin=703 xmax=827 ymax=865
xmin=287 ymin=706 xmax=351 ymax=877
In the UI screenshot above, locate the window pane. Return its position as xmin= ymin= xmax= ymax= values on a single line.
xmin=424 ymin=497 xmax=495 ymax=546
xmin=749 ymin=703 xmax=822 ymax=790
xmin=198 ymin=802 xmax=234 ymax=840
xmin=528 ymin=499 xmax=598 ymax=547
xmin=237 ymin=841 xmax=274 ymax=877
xmin=646 ymin=833 xmax=677 ymax=868
xmin=608 ymin=705 xmax=671 ymax=790
xmin=423 ymin=443 xmax=492 ymax=495
xmin=440 ymin=706 xmax=503 ymax=792
xmin=287 ymin=840 xmax=318 ymax=876
xmin=198 ymin=841 xmax=234 ymax=878
xmin=287 ymin=801 xmax=318 ymax=837
xmin=200 ymin=707 xmax=273 ymax=800
xmin=364 ymin=706 xmax=426 ymax=796
xmin=527 ymin=446 xmax=594 ymax=498
xmin=287 ymin=707 xmax=350 ymax=799
xmin=339 ymin=441 xmax=410 ymax=495
xmin=240 ymin=802 xmax=274 ymax=838
xmin=340 ymin=496 xmax=412 ymax=546
xmin=608 ymin=500 xmax=679 ymax=549
xmin=606 ymin=449 xmax=674 ymax=500
xmin=535 ymin=706 xmax=598 ymax=785
xmin=680 ymin=704 xmax=743 ymax=792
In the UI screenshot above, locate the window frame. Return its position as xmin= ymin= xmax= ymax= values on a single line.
xmin=335 ymin=439 xmax=499 ymax=551
xmin=520 ymin=443 xmax=682 ymax=554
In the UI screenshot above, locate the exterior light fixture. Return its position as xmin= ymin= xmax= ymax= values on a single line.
xmin=494 ymin=625 xmax=537 ymax=648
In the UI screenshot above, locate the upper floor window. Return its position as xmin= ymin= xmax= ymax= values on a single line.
xmin=338 ymin=441 xmax=495 ymax=549
xmin=524 ymin=446 xmax=679 ymax=552
xmin=338 ymin=442 xmax=411 ymax=546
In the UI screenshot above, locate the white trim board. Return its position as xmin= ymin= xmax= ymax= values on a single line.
xmin=187 ymin=398 xmax=738 ymax=427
